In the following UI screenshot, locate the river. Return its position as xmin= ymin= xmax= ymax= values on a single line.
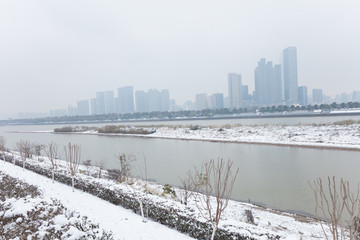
xmin=1 ymin=115 xmax=360 ymax=217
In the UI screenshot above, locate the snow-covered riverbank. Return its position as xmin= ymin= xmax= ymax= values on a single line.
xmin=1 ymin=152 xmax=331 ymax=239
xmin=50 ymin=123 xmax=360 ymax=151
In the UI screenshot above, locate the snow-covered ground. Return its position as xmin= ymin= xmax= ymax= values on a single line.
xmin=0 ymin=160 xmax=194 ymax=240
xmin=62 ymin=123 xmax=360 ymax=151
xmin=0 ymin=152 xmax=334 ymax=239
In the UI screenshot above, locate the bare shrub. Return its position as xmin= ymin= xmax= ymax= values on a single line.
xmin=0 ymin=136 xmax=6 ymax=162
xmin=44 ymin=142 xmax=61 ymax=183
xmin=244 ymin=209 xmax=255 ymax=225
xmin=83 ymin=159 xmax=92 ymax=175
xmin=309 ymin=176 xmax=360 ymax=240
xmin=64 ymin=143 xmax=81 ymax=192
xmin=191 ymin=158 xmax=239 ymax=240
xmin=16 ymin=140 xmax=34 ymax=168
xmin=117 ymin=153 xmax=136 ymax=182
xmin=94 ymin=160 xmax=105 ymax=178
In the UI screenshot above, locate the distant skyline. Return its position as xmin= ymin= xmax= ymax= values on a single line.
xmin=1 ymin=1 xmax=360 ymax=119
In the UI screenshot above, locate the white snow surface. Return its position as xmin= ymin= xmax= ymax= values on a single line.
xmin=0 ymin=160 xmax=194 ymax=240
xmin=149 ymin=124 xmax=360 ymax=150
xmin=57 ymin=123 xmax=360 ymax=150
xmin=1 ymin=152 xmax=334 ymax=239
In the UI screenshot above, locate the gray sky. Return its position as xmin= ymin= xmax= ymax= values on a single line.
xmin=1 ymin=0 xmax=360 ymax=118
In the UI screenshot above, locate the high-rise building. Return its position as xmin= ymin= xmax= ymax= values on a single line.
xmin=90 ymin=98 xmax=97 ymax=115
xmin=160 ymin=89 xmax=170 ymax=112
xmin=135 ymin=90 xmax=149 ymax=113
xmin=209 ymin=93 xmax=224 ymax=109
xmin=104 ymin=91 xmax=115 ymax=114
xmin=148 ymin=89 xmax=161 ymax=112
xmin=67 ymin=105 xmax=77 ymax=116
xmin=195 ymin=93 xmax=208 ymax=110
xmin=116 ymin=86 xmax=135 ymax=114
xmin=312 ymin=89 xmax=323 ymax=104
xmin=96 ymin=92 xmax=105 ymax=115
xmin=283 ymin=47 xmax=298 ymax=105
xmin=298 ymin=86 xmax=308 ymax=106
xmin=254 ymin=59 xmax=282 ymax=105
xmin=228 ymin=73 xmax=242 ymax=108
xmin=353 ymin=91 xmax=360 ymax=102
xmin=77 ymin=100 xmax=90 ymax=116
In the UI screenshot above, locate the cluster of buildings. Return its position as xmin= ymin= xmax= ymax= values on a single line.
xmin=53 ymin=87 xmax=171 ymax=117
xmin=193 ymin=47 xmax=360 ymax=111
xmin=50 ymin=46 xmax=360 ymax=117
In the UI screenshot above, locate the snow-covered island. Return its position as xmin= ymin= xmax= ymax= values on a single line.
xmin=53 ymin=121 xmax=360 ymax=151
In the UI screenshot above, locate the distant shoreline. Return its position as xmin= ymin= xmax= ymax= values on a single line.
xmin=3 ymin=110 xmax=360 ymax=126
xmin=46 ymin=130 xmax=360 ymax=152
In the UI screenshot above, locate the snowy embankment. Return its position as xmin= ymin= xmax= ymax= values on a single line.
xmin=0 ymin=159 xmax=194 ymax=240
xmin=1 ymin=152 xmax=330 ymax=239
xmin=54 ymin=123 xmax=360 ymax=151
xmin=149 ymin=124 xmax=360 ymax=150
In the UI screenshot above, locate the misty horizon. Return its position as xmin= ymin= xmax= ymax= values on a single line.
xmin=1 ymin=1 xmax=359 ymax=119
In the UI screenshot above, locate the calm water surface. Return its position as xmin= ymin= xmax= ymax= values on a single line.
xmin=1 ymin=116 xmax=359 ymax=216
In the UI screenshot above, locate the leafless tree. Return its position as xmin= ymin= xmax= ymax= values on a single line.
xmin=83 ymin=159 xmax=92 ymax=175
xmin=64 ymin=143 xmax=81 ymax=192
xmin=179 ymin=170 xmax=197 ymax=206
xmin=95 ymin=160 xmax=105 ymax=178
xmin=309 ymin=176 xmax=360 ymax=240
xmin=34 ymin=144 xmax=44 ymax=161
xmin=16 ymin=140 xmax=34 ymax=169
xmin=0 ymin=136 xmax=6 ymax=162
xmin=44 ymin=142 xmax=61 ymax=183
xmin=117 ymin=153 xmax=136 ymax=182
xmin=191 ymin=158 xmax=239 ymax=240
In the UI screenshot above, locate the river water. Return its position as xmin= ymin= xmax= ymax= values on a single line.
xmin=1 ymin=115 xmax=360 ymax=216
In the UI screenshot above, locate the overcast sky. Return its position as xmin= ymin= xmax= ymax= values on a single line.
xmin=1 ymin=0 xmax=359 ymax=118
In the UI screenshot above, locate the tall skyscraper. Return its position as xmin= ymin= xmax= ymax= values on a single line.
xmin=147 ymin=89 xmax=161 ymax=112
xmin=195 ymin=93 xmax=208 ymax=110
xmin=228 ymin=73 xmax=242 ymax=108
xmin=209 ymin=93 xmax=224 ymax=109
xmin=77 ymin=100 xmax=90 ymax=116
xmin=116 ymin=86 xmax=135 ymax=114
xmin=283 ymin=47 xmax=298 ymax=105
xmin=96 ymin=92 xmax=105 ymax=115
xmin=104 ymin=91 xmax=115 ymax=114
xmin=313 ymin=89 xmax=323 ymax=104
xmin=298 ymin=86 xmax=308 ymax=106
xmin=160 ymin=89 xmax=170 ymax=112
xmin=254 ymin=59 xmax=282 ymax=105
xmin=90 ymin=98 xmax=97 ymax=115
xmin=135 ymin=90 xmax=149 ymax=113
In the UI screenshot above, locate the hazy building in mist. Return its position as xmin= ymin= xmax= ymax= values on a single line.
xmin=135 ymin=90 xmax=149 ymax=113
xmin=312 ymin=89 xmax=323 ymax=104
xmin=147 ymin=89 xmax=161 ymax=112
xmin=96 ymin=92 xmax=105 ymax=115
xmin=50 ymin=109 xmax=67 ymax=117
xmin=254 ymin=59 xmax=282 ymax=105
xmin=67 ymin=105 xmax=77 ymax=116
xmin=298 ymin=86 xmax=308 ymax=106
xmin=104 ymin=91 xmax=115 ymax=114
xmin=160 ymin=89 xmax=170 ymax=111
xmin=90 ymin=98 xmax=97 ymax=115
xmin=195 ymin=93 xmax=208 ymax=110
xmin=77 ymin=100 xmax=90 ymax=116
xmin=182 ymin=100 xmax=195 ymax=111
xmin=353 ymin=91 xmax=360 ymax=102
xmin=283 ymin=47 xmax=298 ymax=105
xmin=209 ymin=93 xmax=224 ymax=109
xmin=228 ymin=73 xmax=242 ymax=108
xmin=116 ymin=86 xmax=135 ymax=114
